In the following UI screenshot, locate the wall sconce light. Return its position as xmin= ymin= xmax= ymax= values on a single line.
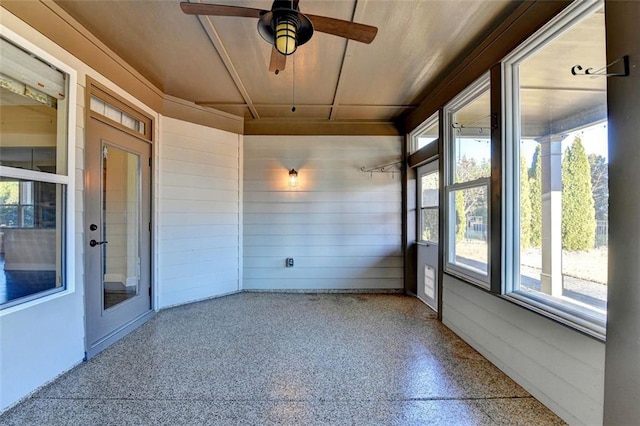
xmin=288 ymin=168 xmax=298 ymax=187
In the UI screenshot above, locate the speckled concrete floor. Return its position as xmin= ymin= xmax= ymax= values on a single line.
xmin=1 ymin=293 xmax=565 ymax=425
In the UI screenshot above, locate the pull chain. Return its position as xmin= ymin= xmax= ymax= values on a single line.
xmin=291 ymin=54 xmax=296 ymax=112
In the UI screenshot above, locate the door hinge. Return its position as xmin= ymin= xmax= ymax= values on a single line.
xmin=148 ymin=287 xmax=152 ymax=297
xmin=149 ymin=157 xmax=152 ymax=167
xmin=149 ymin=222 xmax=151 ymax=232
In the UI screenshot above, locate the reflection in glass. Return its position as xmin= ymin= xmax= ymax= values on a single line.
xmin=0 ymin=180 xmax=64 ymax=306
xmin=0 ymin=37 xmax=68 ymax=175
xmin=102 ymin=144 xmax=140 ymax=310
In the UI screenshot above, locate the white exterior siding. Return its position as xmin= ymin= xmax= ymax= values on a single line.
xmin=157 ymin=117 xmax=241 ymax=307
xmin=443 ymin=276 xmax=605 ymax=425
xmin=243 ymin=136 xmax=403 ymax=291
xmin=0 ymin=11 xmax=152 ymax=410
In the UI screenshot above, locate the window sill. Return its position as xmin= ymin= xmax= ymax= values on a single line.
xmin=0 ymin=286 xmax=71 ymax=316
xmin=444 ymin=267 xmax=490 ymax=291
xmin=502 ymin=291 xmax=606 ymax=341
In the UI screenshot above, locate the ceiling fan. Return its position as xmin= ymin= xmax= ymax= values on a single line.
xmin=180 ymin=0 xmax=378 ymax=74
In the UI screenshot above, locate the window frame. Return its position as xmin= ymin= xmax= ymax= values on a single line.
xmin=443 ymin=72 xmax=492 ymax=289
xmin=410 ymin=111 xmax=439 ymax=154
xmin=501 ymin=0 xmax=606 ymax=339
xmin=0 ymin=25 xmax=77 ymax=313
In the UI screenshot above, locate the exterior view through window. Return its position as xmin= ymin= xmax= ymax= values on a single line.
xmin=444 ymin=74 xmax=491 ymax=288
xmin=504 ymin=0 xmax=607 ymax=333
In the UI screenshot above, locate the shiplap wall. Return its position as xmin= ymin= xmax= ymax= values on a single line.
xmin=243 ymin=135 xmax=403 ymax=291
xmin=443 ymin=276 xmax=605 ymax=425
xmin=157 ymin=117 xmax=241 ymax=307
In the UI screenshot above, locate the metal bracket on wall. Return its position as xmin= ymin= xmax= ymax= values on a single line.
xmin=360 ymin=159 xmax=403 ymax=178
xmin=571 ymin=55 xmax=630 ymax=77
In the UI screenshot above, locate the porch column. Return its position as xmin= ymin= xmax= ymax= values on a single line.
xmin=538 ymin=134 xmax=564 ymax=297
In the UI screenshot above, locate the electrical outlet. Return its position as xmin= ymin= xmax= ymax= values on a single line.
xmin=286 ymin=258 xmax=294 ymax=267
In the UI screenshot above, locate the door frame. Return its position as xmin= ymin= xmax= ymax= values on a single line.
xmin=416 ymin=159 xmax=440 ymax=312
xmin=406 ymin=134 xmax=443 ymax=318
xmin=84 ymin=78 xmax=155 ymax=358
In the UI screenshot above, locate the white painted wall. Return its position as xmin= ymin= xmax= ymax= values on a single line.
xmin=443 ymin=276 xmax=605 ymax=425
xmin=243 ymin=136 xmax=403 ymax=291
xmin=157 ymin=117 xmax=241 ymax=307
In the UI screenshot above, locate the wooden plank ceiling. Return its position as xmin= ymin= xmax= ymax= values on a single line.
xmin=53 ymin=0 xmax=519 ymax=130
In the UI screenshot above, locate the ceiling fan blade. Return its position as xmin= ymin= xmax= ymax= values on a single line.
xmin=180 ymin=2 xmax=265 ymax=19
xmin=269 ymin=46 xmax=287 ymax=74
xmin=306 ymin=14 xmax=378 ymax=44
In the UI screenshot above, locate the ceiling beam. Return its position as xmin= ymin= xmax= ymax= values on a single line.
xmin=190 ymin=0 xmax=260 ymax=119
xmin=196 ymin=102 xmax=418 ymax=109
xmin=328 ymin=0 xmax=370 ymax=120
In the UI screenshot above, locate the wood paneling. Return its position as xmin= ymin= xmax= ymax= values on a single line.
xmin=157 ymin=117 xmax=240 ymax=307
xmin=243 ymin=135 xmax=402 ymax=291
xmin=405 ymin=1 xmax=572 ymax=133
xmin=244 ymin=120 xmax=401 ymax=136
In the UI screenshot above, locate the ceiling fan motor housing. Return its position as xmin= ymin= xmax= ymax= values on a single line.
xmin=258 ymin=0 xmax=314 ymax=55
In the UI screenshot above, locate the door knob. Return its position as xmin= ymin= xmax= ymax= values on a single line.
xmin=89 ymin=239 xmax=108 ymax=247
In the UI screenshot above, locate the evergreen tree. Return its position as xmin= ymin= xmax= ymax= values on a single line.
xmin=588 ymin=154 xmax=608 ymax=221
xmin=529 ymin=144 xmax=540 ymax=179
xmin=561 ymin=136 xmax=596 ymax=250
xmin=520 ymin=155 xmax=532 ymax=248
xmin=529 ymin=145 xmax=542 ymax=247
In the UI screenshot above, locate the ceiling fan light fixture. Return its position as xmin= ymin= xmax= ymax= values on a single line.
xmin=258 ymin=3 xmax=313 ymax=57
xmin=275 ymin=16 xmax=298 ymax=55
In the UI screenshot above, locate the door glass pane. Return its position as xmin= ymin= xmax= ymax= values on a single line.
xmin=420 ymin=169 xmax=439 ymax=243
xmin=421 ymin=208 xmax=439 ymax=243
xmin=103 ymin=144 xmax=140 ymax=310
xmin=421 ymin=172 xmax=439 ymax=207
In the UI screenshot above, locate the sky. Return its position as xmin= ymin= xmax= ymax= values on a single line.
xmin=521 ymin=122 xmax=609 ymax=167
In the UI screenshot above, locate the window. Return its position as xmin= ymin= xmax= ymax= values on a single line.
xmin=411 ymin=112 xmax=439 ymax=153
xmin=0 ymin=31 xmax=75 ymax=310
xmin=444 ymin=74 xmax=491 ymax=287
xmin=0 ymin=180 xmax=34 ymax=228
xmin=503 ymin=0 xmax=607 ymax=337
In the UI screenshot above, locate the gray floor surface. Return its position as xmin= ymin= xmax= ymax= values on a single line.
xmin=1 ymin=293 xmax=565 ymax=425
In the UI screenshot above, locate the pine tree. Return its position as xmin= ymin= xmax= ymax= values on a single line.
xmin=520 ymin=155 xmax=532 ymax=248
xmin=561 ymin=136 xmax=596 ymax=250
xmin=529 ymin=145 xmax=542 ymax=247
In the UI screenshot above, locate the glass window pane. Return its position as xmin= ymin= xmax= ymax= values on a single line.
xmin=0 ymin=180 xmax=65 ymax=306
xmin=421 ymin=172 xmax=439 ymax=207
xmin=0 ymin=38 xmax=68 ymax=175
xmin=450 ymin=186 xmax=488 ymax=274
xmin=514 ymin=5 xmax=607 ymax=316
xmin=103 ymin=145 xmax=140 ymax=309
xmin=452 ymin=91 xmax=491 ymax=183
xmin=421 ymin=208 xmax=439 ymax=243
xmin=417 ymin=122 xmax=439 ymax=151
xmin=413 ymin=112 xmax=439 ymax=153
